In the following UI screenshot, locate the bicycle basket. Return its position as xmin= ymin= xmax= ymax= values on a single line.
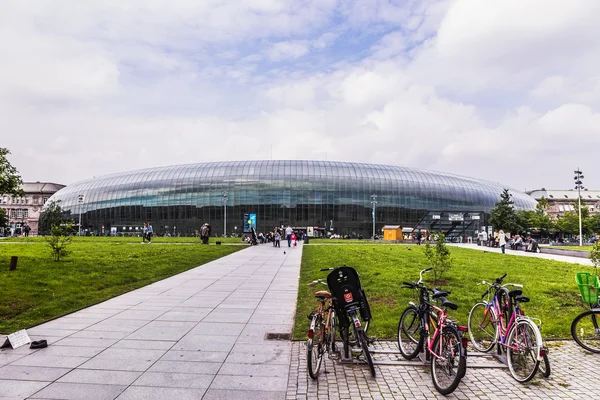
xmin=576 ymin=272 xmax=600 ymax=304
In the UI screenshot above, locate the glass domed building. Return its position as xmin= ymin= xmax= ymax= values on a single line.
xmin=48 ymin=160 xmax=536 ymax=238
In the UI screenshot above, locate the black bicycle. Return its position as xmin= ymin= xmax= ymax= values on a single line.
xmin=322 ymin=265 xmax=375 ymax=377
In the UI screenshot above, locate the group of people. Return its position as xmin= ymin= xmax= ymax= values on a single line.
xmin=478 ymin=229 xmax=539 ymax=254
xmin=141 ymin=222 xmax=153 ymax=243
xmin=0 ymin=224 xmax=31 ymax=237
xmin=245 ymin=225 xmax=300 ymax=248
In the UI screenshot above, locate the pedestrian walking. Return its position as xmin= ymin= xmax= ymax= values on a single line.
xmin=291 ymin=232 xmax=297 ymax=247
xmin=498 ymin=230 xmax=507 ymax=254
xmin=416 ymin=230 xmax=422 ymax=245
xmin=285 ymin=225 xmax=293 ymax=247
xmin=147 ymin=222 xmax=153 ymax=243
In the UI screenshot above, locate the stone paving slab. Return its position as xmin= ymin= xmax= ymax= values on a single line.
xmin=0 ymin=243 xmax=302 ymax=399
xmin=288 ymin=340 xmax=594 ymax=399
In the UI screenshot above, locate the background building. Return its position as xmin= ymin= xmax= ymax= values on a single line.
xmin=47 ymin=160 xmax=536 ymax=239
xmin=527 ymin=189 xmax=600 ymax=219
xmin=1 ymin=182 xmax=66 ymax=235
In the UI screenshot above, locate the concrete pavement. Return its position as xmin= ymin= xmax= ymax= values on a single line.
xmin=0 ymin=243 xmax=302 ymax=400
xmin=448 ymin=242 xmax=593 ymax=266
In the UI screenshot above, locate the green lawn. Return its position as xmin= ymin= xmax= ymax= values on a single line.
xmin=294 ymin=244 xmax=594 ymax=340
xmin=0 ymin=239 xmax=244 ymax=333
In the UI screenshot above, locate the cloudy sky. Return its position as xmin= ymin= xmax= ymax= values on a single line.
xmin=1 ymin=0 xmax=599 ymax=191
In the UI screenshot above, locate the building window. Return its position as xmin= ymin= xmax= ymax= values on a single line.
xmin=43 ymin=197 xmax=49 ymax=204
xmin=23 ymin=209 xmax=28 ymax=218
xmin=558 ymin=205 xmax=564 ymax=212
xmin=16 ymin=209 xmax=23 ymax=218
xmin=10 ymin=209 xmax=16 ymax=218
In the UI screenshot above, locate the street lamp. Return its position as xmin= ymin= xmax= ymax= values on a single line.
xmin=222 ymin=191 xmax=228 ymax=237
xmin=77 ymin=194 xmax=85 ymax=236
xmin=574 ymin=169 xmax=585 ymax=247
xmin=371 ymin=194 xmax=377 ymax=240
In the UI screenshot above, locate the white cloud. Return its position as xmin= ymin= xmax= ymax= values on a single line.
xmin=1 ymin=0 xmax=599 ymax=193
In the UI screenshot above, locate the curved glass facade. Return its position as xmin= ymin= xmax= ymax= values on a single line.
xmin=48 ymin=160 xmax=537 ymax=237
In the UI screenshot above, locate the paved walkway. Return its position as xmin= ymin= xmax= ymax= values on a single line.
xmin=0 ymin=243 xmax=302 ymax=400
xmin=448 ymin=243 xmax=593 ymax=266
xmin=287 ymin=340 xmax=591 ymax=399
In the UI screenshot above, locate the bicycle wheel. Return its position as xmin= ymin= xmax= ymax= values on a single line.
xmin=397 ymin=305 xmax=423 ymax=360
xmin=468 ymin=302 xmax=498 ymax=353
xmin=358 ymin=326 xmax=376 ymax=377
xmin=307 ymin=314 xmax=324 ymax=379
xmin=538 ymin=353 xmax=551 ymax=378
xmin=506 ymin=319 xmax=540 ymax=383
xmin=431 ymin=326 xmax=466 ymax=395
xmin=328 ymin=310 xmax=337 ymax=353
xmin=571 ymin=310 xmax=600 ymax=353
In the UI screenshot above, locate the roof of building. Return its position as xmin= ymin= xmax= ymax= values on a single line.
xmin=22 ymin=182 xmax=66 ymax=194
xmin=527 ymin=189 xmax=600 ymax=200
xmin=383 ymin=225 xmax=402 ymax=229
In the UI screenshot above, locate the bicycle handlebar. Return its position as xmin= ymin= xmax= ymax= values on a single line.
xmin=496 ymin=273 xmax=507 ymax=283
xmin=308 ymin=280 xmax=327 ymax=286
xmin=320 ymin=268 xmax=334 ymax=271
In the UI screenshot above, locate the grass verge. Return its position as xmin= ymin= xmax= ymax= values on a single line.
xmin=0 ymin=239 xmax=243 ymax=333
xmin=294 ymin=244 xmax=594 ymax=340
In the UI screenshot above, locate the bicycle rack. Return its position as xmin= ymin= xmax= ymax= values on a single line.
xmin=337 ymin=342 xmax=507 ymax=369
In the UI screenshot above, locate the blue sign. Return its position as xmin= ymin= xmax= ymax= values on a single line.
xmin=243 ymin=213 xmax=257 ymax=232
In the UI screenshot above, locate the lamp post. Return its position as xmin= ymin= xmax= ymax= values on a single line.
xmin=222 ymin=191 xmax=228 ymax=237
xmin=574 ymin=169 xmax=585 ymax=247
xmin=77 ymin=194 xmax=85 ymax=236
xmin=371 ymin=194 xmax=377 ymax=240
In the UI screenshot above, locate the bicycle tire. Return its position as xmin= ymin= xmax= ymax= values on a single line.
xmin=328 ymin=310 xmax=337 ymax=353
xmin=431 ymin=326 xmax=466 ymax=395
xmin=506 ymin=319 xmax=540 ymax=383
xmin=571 ymin=310 xmax=600 ymax=353
xmin=397 ymin=305 xmax=423 ymax=360
xmin=307 ymin=314 xmax=324 ymax=379
xmin=538 ymin=353 xmax=551 ymax=378
xmin=341 ymin=325 xmax=350 ymax=359
xmin=468 ymin=302 xmax=498 ymax=352
xmin=358 ymin=326 xmax=376 ymax=377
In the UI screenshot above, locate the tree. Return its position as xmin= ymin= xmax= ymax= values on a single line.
xmin=423 ymin=233 xmax=453 ymax=285
xmin=46 ymin=222 xmax=73 ymax=261
xmin=0 ymin=208 xmax=7 ymax=229
xmin=556 ymin=202 xmax=594 ymax=238
xmin=590 ymin=241 xmax=600 ymax=274
xmin=39 ymin=200 xmax=69 ymax=235
xmin=0 ymin=148 xmax=24 ymax=197
xmin=489 ymin=189 xmax=520 ymax=234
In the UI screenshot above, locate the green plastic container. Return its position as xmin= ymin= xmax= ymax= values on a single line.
xmin=576 ymin=272 xmax=600 ymax=304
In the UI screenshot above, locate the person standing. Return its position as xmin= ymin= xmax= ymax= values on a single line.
xmin=200 ymin=223 xmax=208 ymax=244
xmin=498 ymin=230 xmax=507 ymax=254
xmin=147 ymin=222 xmax=153 ymax=244
xmin=285 ymin=225 xmax=293 ymax=247
xmin=142 ymin=222 xmax=148 ymax=243
xmin=416 ymin=230 xmax=422 ymax=245
xmin=291 ymin=231 xmax=297 ymax=247
xmin=274 ymin=231 xmax=281 ymax=247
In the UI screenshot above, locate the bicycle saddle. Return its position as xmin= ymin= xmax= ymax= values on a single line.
xmin=439 ymin=297 xmax=458 ymax=311
xmin=314 ymin=291 xmax=331 ymax=298
xmin=432 ymin=289 xmax=450 ymax=299
xmin=508 ymin=289 xmax=522 ymax=297
xmin=515 ymin=295 xmax=529 ymax=303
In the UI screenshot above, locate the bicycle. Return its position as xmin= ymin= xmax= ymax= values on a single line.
xmin=306 ymin=278 xmax=337 ymax=379
xmin=321 ymin=265 xmax=375 ymax=377
xmin=397 ymin=267 xmax=468 ymax=395
xmin=571 ymin=272 xmax=600 ymax=353
xmin=468 ymin=273 xmax=549 ymax=382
